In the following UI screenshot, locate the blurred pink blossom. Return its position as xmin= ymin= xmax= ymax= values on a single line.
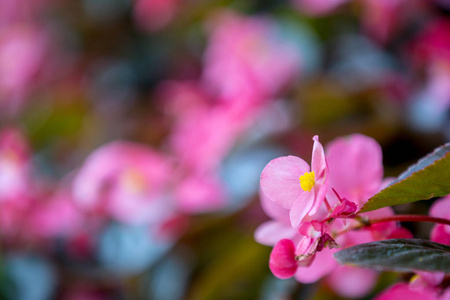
xmin=72 ymin=141 xmax=174 ymax=225
xmin=375 ymin=283 xmax=440 ymax=300
xmin=29 ymin=190 xmax=84 ymax=239
xmin=174 ymin=173 xmax=225 ymax=214
xmin=134 ymin=0 xmax=179 ymax=32
xmin=0 ymin=26 xmax=48 ymax=113
xmin=429 ymin=196 xmax=450 ymax=245
xmin=361 ymin=0 xmax=408 ymax=44
xmin=411 ymin=19 xmax=450 ymax=109
xmin=202 ymin=11 xmax=302 ymax=101
xmin=326 ymin=134 xmax=383 ymax=208
xmin=0 ymin=128 xmax=31 ymax=201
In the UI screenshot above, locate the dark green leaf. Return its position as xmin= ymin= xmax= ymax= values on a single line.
xmin=360 ymin=143 xmax=450 ymax=212
xmin=333 ymin=239 xmax=450 ymax=273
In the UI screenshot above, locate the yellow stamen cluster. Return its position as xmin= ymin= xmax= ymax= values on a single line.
xmin=299 ymin=171 xmax=315 ymax=192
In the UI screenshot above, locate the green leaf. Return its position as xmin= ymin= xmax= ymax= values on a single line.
xmin=333 ymin=239 xmax=450 ymax=273
xmin=360 ymin=143 xmax=450 ymax=212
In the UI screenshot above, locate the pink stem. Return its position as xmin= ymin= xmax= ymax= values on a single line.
xmin=323 ymin=197 xmax=332 ymax=213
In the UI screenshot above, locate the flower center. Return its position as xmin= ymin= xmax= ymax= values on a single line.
xmin=299 ymin=171 xmax=315 ymax=192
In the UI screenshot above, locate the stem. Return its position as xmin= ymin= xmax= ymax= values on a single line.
xmin=335 ymin=214 xmax=450 ymax=237
xmin=323 ymin=197 xmax=332 ymax=213
xmin=368 ymin=215 xmax=450 ymax=226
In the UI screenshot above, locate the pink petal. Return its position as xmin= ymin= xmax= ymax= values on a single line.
xmin=294 ymin=247 xmax=337 ymax=283
xmin=326 ymin=265 xmax=378 ymax=298
xmin=326 ymin=134 xmax=383 ymax=207
xmin=375 ymin=283 xmax=439 ymax=300
xmin=431 ymin=224 xmax=450 ymax=245
xmin=259 ymin=187 xmax=290 ymax=223
xmin=269 ymin=239 xmax=298 ymax=279
xmin=290 ymin=190 xmax=314 ymax=228
xmin=260 ymin=155 xmax=309 ymax=209
xmin=410 ymin=271 xmax=445 ymax=290
xmin=387 ymin=227 xmax=414 ymax=239
xmin=254 ymin=221 xmax=297 ymax=246
xmin=311 ymin=135 xmax=327 ymax=182
xmin=430 ymin=196 xmax=450 ymax=219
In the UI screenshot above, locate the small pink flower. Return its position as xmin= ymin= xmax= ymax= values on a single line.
xmin=260 ymin=135 xmax=328 ymax=228
xmin=0 ymin=128 xmax=30 ymax=200
xmin=269 ymin=239 xmax=298 ymax=279
xmin=326 ymin=134 xmax=384 ymax=208
xmin=375 ymin=283 xmax=439 ymax=300
xmin=175 ymin=173 xmax=226 ymax=214
xmin=254 ymin=189 xmax=297 ymax=246
xmin=72 ymin=141 xmax=173 ymax=225
xmin=329 ymin=189 xmax=357 ymax=219
xmin=429 ymin=196 xmax=450 ymax=245
xmin=202 ymin=11 xmax=302 ymax=101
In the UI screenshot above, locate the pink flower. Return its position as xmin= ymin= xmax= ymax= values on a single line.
xmin=72 ymin=141 xmax=173 ymax=225
xmin=326 ymin=134 xmax=383 ymax=209
xmin=0 ymin=26 xmax=48 ymax=113
xmin=429 ymin=196 xmax=450 ymax=245
xmin=254 ymin=189 xmax=298 ymax=246
xmin=269 ymin=239 xmax=298 ymax=279
xmin=375 ymin=283 xmax=439 ymax=300
xmin=174 ymin=173 xmax=226 ymax=214
xmin=326 ymin=265 xmax=379 ymax=298
xmin=0 ymin=128 xmax=31 ymax=200
xmin=28 ymin=190 xmax=84 ymax=239
xmin=202 ymin=11 xmax=302 ymax=101
xmin=260 ymin=135 xmax=329 ymax=228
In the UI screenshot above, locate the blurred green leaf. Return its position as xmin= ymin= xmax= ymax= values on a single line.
xmin=187 ymin=235 xmax=270 ymax=300
xmin=360 ymin=143 xmax=450 ymax=212
xmin=334 ymin=239 xmax=450 ymax=273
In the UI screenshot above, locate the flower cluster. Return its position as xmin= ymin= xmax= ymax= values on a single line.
xmin=256 ymin=134 xmax=414 ymax=298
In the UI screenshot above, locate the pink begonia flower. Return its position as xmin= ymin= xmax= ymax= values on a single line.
xmin=202 ymin=11 xmax=302 ymax=101
xmin=0 ymin=128 xmax=31 ymax=200
xmin=326 ymin=265 xmax=379 ymax=298
xmin=72 ymin=141 xmax=173 ymax=225
xmin=168 ymin=102 xmax=251 ymax=173
xmin=0 ymin=26 xmax=47 ymax=113
xmin=269 ymin=239 xmax=299 ymax=279
xmin=294 ymin=246 xmax=338 ymax=283
xmin=409 ymin=271 xmax=446 ymax=292
xmin=410 ymin=19 xmax=450 ymax=109
xmin=156 ymin=81 xmax=211 ymax=119
xmin=292 ymin=0 xmax=350 ymax=16
xmin=258 ymin=133 xmax=413 ymax=295
xmin=326 ymin=134 xmax=383 ymax=209
xmin=429 ymin=196 xmax=450 ymax=245
xmin=375 ymin=283 xmax=439 ymax=300
xmin=329 ymin=189 xmax=357 ymax=219
xmin=254 ymin=189 xmax=297 ymax=246
xmin=134 ymin=0 xmax=179 ymax=32
xmin=260 ymin=135 xmax=328 ymax=228
xmin=174 ymin=173 xmax=225 ymax=214
xmin=29 ymin=190 xmax=84 ymax=239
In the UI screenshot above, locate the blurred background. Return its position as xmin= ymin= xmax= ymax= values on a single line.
xmin=1 ymin=0 xmax=450 ymax=299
